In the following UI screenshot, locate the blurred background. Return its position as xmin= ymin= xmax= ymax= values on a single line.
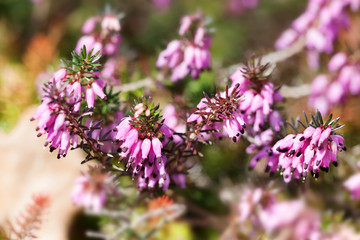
xmin=1 ymin=0 xmax=360 ymax=239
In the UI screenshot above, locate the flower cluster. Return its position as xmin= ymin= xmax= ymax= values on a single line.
xmin=230 ymin=62 xmax=282 ymax=133
xmin=72 ymin=166 xmax=117 ymax=212
xmin=76 ymin=13 xmax=121 ymax=56
xmin=76 ymin=13 xmax=122 ymax=85
xmin=156 ymin=12 xmax=212 ymax=82
xmin=273 ymin=111 xmax=346 ymax=182
xmin=31 ymin=48 xmax=106 ymax=158
xmin=238 ymin=188 xmax=321 ymax=240
xmin=226 ymin=0 xmax=259 ymax=15
xmin=187 ymin=84 xmax=246 ymax=142
xmin=275 ymin=0 xmax=360 ymax=68
xmin=229 ymin=59 xmax=283 ymax=173
xmin=114 ymin=100 xmax=174 ymax=190
xmin=310 ymin=52 xmax=360 ymax=115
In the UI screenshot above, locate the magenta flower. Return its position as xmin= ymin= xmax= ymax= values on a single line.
xmin=310 ymin=52 xmax=360 ymax=115
xmin=75 ymin=13 xmax=122 ymax=57
xmin=273 ymin=111 xmax=345 ymax=182
xmin=187 ymin=85 xmax=245 ymax=142
xmin=275 ymin=0 xmax=358 ymax=68
xmin=114 ymin=101 xmax=175 ymax=191
xmin=258 ymin=200 xmax=320 ymax=239
xmin=152 ymin=0 xmax=172 ymax=11
xmin=31 ymin=76 xmax=78 ymax=158
xmin=238 ymin=187 xmax=321 ymax=240
xmin=228 ymin=61 xmax=283 ymax=173
xmin=344 ymin=172 xmax=360 ymax=199
xmin=156 ymin=12 xmax=212 ymax=82
xmin=230 ymin=65 xmax=282 ymax=133
xmin=31 ymin=48 xmax=107 ymax=158
xmin=72 ymin=166 xmax=117 ymax=212
xmin=162 ymin=104 xmax=186 ymax=143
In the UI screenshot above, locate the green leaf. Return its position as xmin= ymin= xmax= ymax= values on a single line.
xmin=316 ymin=110 xmax=323 ymax=125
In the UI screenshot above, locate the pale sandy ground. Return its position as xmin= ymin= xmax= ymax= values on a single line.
xmin=0 ymin=106 xmax=87 ymax=240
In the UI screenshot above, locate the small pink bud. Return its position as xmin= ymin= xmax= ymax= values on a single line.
xmin=141 ymin=138 xmax=152 ymax=159
xmin=86 ymin=88 xmax=95 ymax=108
xmin=328 ymin=52 xmax=347 ymax=72
xmin=151 ymin=137 xmax=162 ymax=158
xmin=92 ymin=80 xmax=106 ymax=99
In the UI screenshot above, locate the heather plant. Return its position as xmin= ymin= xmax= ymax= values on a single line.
xmin=3 ymin=0 xmax=360 ymax=239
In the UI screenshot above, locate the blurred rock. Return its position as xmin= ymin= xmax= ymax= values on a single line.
xmin=0 ymin=106 xmax=87 ymax=240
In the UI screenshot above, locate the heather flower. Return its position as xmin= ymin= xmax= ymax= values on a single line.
xmin=75 ymin=13 xmax=122 ymax=57
xmin=114 ymin=99 xmax=175 ymax=191
xmin=273 ymin=111 xmax=345 ymax=182
xmin=258 ymin=200 xmax=321 ymax=239
xmin=101 ymin=57 xmax=121 ymax=85
xmin=238 ymin=188 xmax=321 ymax=240
xmin=310 ymin=52 xmax=360 ymax=115
xmin=275 ymin=0 xmax=359 ymax=67
xmin=31 ymin=47 xmax=106 ymax=158
xmin=238 ymin=188 xmax=275 ymax=224
xmin=229 ymin=59 xmax=283 ymax=173
xmin=31 ymin=82 xmax=79 ymax=159
xmin=344 ymin=172 xmax=360 ymax=199
xmin=152 ymin=0 xmax=172 ymax=11
xmin=156 ymin=12 xmax=212 ymax=82
xmin=163 ymin=103 xmax=186 ymax=143
xmin=72 ymin=166 xmax=117 ymax=212
xmin=229 ymin=62 xmax=282 ymax=134
xmin=187 ymin=84 xmax=245 ymax=142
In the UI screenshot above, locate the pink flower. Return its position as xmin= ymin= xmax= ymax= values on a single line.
xmin=82 ymin=17 xmax=99 ymax=34
xmin=157 ymin=12 xmax=212 ymax=82
xmin=273 ymin=113 xmax=345 ymax=182
xmin=328 ymin=52 xmax=348 ymax=72
xmin=72 ymin=167 xmax=117 ymax=212
xmin=188 ymin=85 xmax=246 ymax=142
xmin=259 ymin=200 xmax=320 ymax=239
xmin=238 ymin=187 xmax=321 ymax=239
xmin=152 ymin=0 xmax=172 ymax=11
xmin=114 ymin=102 xmax=175 ymax=191
xmin=275 ymin=0 xmax=356 ymax=67
xmin=76 ymin=13 xmax=122 ymax=57
xmin=344 ymin=173 xmax=360 ymax=199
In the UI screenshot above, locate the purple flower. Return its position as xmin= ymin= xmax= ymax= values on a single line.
xmin=328 ymin=52 xmax=348 ymax=71
xmin=344 ymin=172 xmax=360 ymax=199
xmin=187 ymin=85 xmax=245 ymax=142
xmin=157 ymin=12 xmax=212 ymax=82
xmin=230 ymin=66 xmax=282 ymax=133
xmin=152 ymin=0 xmax=172 ymax=11
xmin=101 ymin=58 xmax=121 ymax=85
xmin=309 ymin=52 xmax=360 ymax=115
xmin=31 ymin=49 xmax=107 ymax=158
xmin=273 ymin=113 xmax=345 ymax=182
xmin=31 ymin=74 xmax=80 ymax=159
xmin=114 ymin=101 xmax=175 ymax=191
xmin=75 ymin=13 xmax=122 ymax=57
xmin=275 ymin=0 xmax=357 ymax=67
xmin=238 ymin=187 xmax=321 ymax=239
xmin=72 ymin=166 xmax=117 ymax=212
